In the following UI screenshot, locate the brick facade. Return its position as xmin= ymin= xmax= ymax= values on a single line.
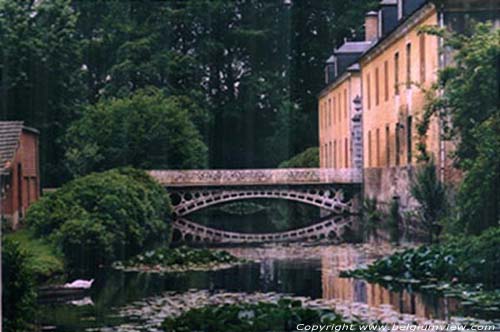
xmin=1 ymin=123 xmax=40 ymax=229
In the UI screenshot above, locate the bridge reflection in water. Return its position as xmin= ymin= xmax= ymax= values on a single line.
xmin=172 ymin=215 xmax=358 ymax=244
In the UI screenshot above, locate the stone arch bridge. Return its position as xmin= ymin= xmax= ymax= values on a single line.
xmin=149 ymin=168 xmax=362 ymax=243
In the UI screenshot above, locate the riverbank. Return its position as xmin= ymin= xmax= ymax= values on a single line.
xmin=5 ymin=228 xmax=65 ymax=282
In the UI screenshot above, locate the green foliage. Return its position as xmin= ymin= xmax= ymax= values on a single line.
xmin=117 ymin=246 xmax=238 ymax=269
xmin=278 ymin=147 xmax=319 ymax=168
xmin=420 ymin=23 xmax=500 ymax=234
xmin=2 ymin=238 xmax=37 ymax=332
xmin=3 ymin=0 xmax=377 ymax=182
xmin=162 ymin=299 xmax=352 ymax=332
xmin=457 ymin=115 xmax=500 ymax=234
xmin=0 ymin=0 xmax=86 ymax=186
xmin=5 ymin=229 xmax=64 ymax=281
xmin=343 ymin=227 xmax=500 ymax=289
xmin=410 ymin=161 xmax=447 ymax=242
xmin=26 ymin=168 xmax=172 ymax=270
xmin=64 ymin=89 xmax=208 ymax=177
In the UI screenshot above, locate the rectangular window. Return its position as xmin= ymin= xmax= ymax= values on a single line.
xmin=368 ymin=131 xmax=372 ymax=167
xmin=419 ymin=33 xmax=426 ymax=83
xmin=323 ymin=145 xmax=326 ymax=167
xmin=407 ymin=116 xmax=412 ymax=165
xmin=320 ymin=104 xmax=322 ymax=130
xmin=344 ymin=89 xmax=347 ymax=119
xmin=394 ymin=52 xmax=400 ymax=95
xmin=376 ymin=128 xmax=380 ymax=167
xmin=339 ymin=140 xmax=342 ymax=168
xmin=329 ymin=142 xmax=332 ymax=167
xmin=338 ymin=93 xmax=342 ymax=122
xmin=344 ymin=138 xmax=348 ymax=168
xmin=328 ymin=98 xmax=332 ymax=126
xmin=332 ymin=97 xmax=336 ymax=124
xmin=367 ymin=74 xmax=371 ymax=109
xmin=385 ymin=125 xmax=390 ymax=166
xmin=375 ymin=67 xmax=380 ymax=106
xmin=319 ymin=103 xmax=325 ymax=129
xmin=384 ymin=60 xmax=389 ymax=101
xmin=334 ymin=141 xmax=337 ymax=168
xmin=320 ymin=145 xmax=323 ymax=167
xmin=406 ymin=43 xmax=412 ymax=89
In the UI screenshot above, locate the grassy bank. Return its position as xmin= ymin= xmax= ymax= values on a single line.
xmin=5 ymin=229 xmax=65 ymax=282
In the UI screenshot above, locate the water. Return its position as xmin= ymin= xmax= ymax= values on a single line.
xmin=40 ymin=244 xmax=475 ymax=331
xmin=37 ymin=205 xmax=484 ymax=331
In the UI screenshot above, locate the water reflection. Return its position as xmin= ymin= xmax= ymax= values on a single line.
xmin=41 ymin=244 xmax=471 ymax=331
xmin=320 ymin=246 xmax=462 ymax=321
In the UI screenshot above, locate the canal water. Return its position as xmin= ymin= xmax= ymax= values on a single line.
xmin=38 ymin=203 xmax=481 ymax=331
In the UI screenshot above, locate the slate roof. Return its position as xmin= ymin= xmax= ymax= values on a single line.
xmin=334 ymin=41 xmax=373 ymax=54
xmin=0 ymin=121 xmax=24 ymax=175
xmin=380 ymin=0 xmax=397 ymax=5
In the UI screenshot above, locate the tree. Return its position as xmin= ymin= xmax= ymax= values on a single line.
xmin=64 ymin=89 xmax=208 ymax=177
xmin=0 ymin=0 xmax=86 ymax=186
xmin=71 ymin=0 xmax=376 ymax=169
xmin=420 ymin=23 xmax=500 ymax=234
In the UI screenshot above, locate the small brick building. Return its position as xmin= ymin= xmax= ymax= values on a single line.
xmin=0 ymin=121 xmax=40 ymax=229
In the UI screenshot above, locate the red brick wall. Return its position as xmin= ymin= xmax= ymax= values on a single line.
xmin=1 ymin=129 xmax=40 ymax=228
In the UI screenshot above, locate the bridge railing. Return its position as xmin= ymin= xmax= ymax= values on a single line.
xmin=149 ymin=168 xmax=362 ymax=187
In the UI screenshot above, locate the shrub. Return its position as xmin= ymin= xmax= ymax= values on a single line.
xmin=410 ymin=161 xmax=447 ymax=243
xmin=278 ymin=147 xmax=319 ymax=168
xmin=2 ymin=238 xmax=37 ymax=332
xmin=26 ymin=168 xmax=172 ymax=270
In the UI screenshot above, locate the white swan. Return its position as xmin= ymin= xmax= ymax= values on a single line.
xmin=63 ymin=279 xmax=94 ymax=289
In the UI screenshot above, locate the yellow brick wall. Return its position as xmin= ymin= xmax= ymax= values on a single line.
xmin=318 ymin=73 xmax=361 ymax=169
xmin=361 ymin=8 xmax=440 ymax=170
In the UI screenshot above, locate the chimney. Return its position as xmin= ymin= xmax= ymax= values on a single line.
xmin=365 ymin=11 xmax=379 ymax=42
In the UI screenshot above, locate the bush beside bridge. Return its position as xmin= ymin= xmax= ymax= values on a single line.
xmin=26 ymin=168 xmax=172 ymax=271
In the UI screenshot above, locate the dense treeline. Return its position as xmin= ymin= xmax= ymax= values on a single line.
xmin=0 ymin=0 xmax=377 ymax=186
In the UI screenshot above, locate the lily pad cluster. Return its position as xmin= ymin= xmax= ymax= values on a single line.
xmin=341 ymin=227 xmax=500 ymax=318
xmin=162 ymin=299 xmax=351 ymax=332
xmin=113 ymin=246 xmax=242 ymax=272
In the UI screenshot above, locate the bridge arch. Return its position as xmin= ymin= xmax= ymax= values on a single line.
xmin=170 ymin=186 xmax=354 ymax=217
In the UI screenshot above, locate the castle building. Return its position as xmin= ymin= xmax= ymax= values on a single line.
xmin=318 ymin=0 xmax=500 ymax=210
